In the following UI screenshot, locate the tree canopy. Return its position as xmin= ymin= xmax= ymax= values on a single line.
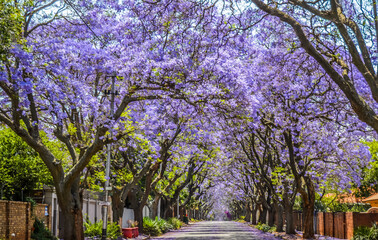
xmin=0 ymin=0 xmax=376 ymax=239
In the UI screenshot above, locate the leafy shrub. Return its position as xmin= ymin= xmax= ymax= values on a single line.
xmin=190 ymin=218 xmax=202 ymax=222
xmin=84 ymin=219 xmax=102 ymax=237
xmin=107 ymin=222 xmax=121 ymax=240
xmin=143 ymin=217 xmax=162 ymax=236
xmin=155 ymin=217 xmax=173 ymax=233
xmin=142 ymin=217 xmax=180 ymax=236
xmin=168 ymin=218 xmax=183 ymax=229
xmin=352 ymin=224 xmax=378 ymax=240
xmin=236 ymin=216 xmax=246 ymax=223
xmin=84 ymin=219 xmax=121 ymax=239
xmin=350 ymin=203 xmax=371 ymax=212
xmin=255 ymin=222 xmax=275 ymax=233
xmin=315 ymin=197 xmax=371 ymax=213
xmin=268 ymin=226 xmax=277 ymax=233
xmin=31 ymin=218 xmax=57 ymax=240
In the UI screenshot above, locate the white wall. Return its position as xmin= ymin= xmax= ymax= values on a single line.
xmin=122 ymin=208 xmax=134 ymax=228
xmin=82 ymin=199 xmax=103 ymax=223
xmin=143 ymin=206 xmax=149 ymax=218
xmin=121 ymin=206 xmax=150 ymax=228
xmin=42 ymin=188 xmax=109 ymax=237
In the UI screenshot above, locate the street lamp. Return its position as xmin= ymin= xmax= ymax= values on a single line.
xmin=102 ymin=73 xmax=116 ymax=240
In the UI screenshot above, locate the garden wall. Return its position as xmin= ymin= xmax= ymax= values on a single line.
xmin=293 ymin=212 xmax=378 ymax=239
xmin=0 ymin=200 xmax=51 ymax=240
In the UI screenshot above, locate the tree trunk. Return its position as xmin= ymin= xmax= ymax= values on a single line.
xmin=259 ymin=206 xmax=267 ymax=224
xmin=163 ymin=207 xmax=169 ymax=219
xmin=251 ymin=205 xmax=257 ymax=225
xmin=301 ymin=178 xmax=315 ymax=239
xmin=60 ymin=208 xmax=83 ymax=240
xmin=302 ymin=205 xmax=315 ymax=239
xmin=58 ymin=183 xmax=84 ymax=240
xmin=274 ymin=202 xmax=284 ymax=232
xmin=151 ymin=195 xmax=160 ymax=219
xmin=133 ymin=206 xmax=144 ymax=232
xmin=268 ymin=206 xmax=275 ymax=227
xmin=111 ymin=188 xmax=124 ymax=226
xmin=284 ymin=199 xmax=295 ymax=234
xmin=245 ymin=203 xmax=251 ymax=223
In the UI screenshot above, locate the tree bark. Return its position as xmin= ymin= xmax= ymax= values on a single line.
xmin=274 ymin=202 xmax=284 ymax=232
xmin=163 ymin=207 xmax=169 ymax=219
xmin=259 ymin=205 xmax=267 ymax=224
xmin=58 ymin=183 xmax=84 ymax=240
xmin=268 ymin=205 xmax=275 ymax=227
xmin=151 ymin=195 xmax=160 ymax=219
xmin=284 ymin=197 xmax=295 ymax=234
xmin=251 ymin=205 xmax=257 ymax=225
xmin=60 ymin=208 xmax=83 ymax=240
xmin=133 ymin=206 xmax=144 ymax=232
xmin=245 ymin=203 xmax=251 ymax=223
xmin=301 ymin=177 xmax=316 ymax=239
xmin=111 ymin=188 xmax=124 ymax=226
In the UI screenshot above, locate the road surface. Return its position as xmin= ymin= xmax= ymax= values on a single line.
xmin=150 ymin=221 xmax=280 ymax=240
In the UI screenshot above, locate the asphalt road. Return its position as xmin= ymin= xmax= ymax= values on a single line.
xmin=150 ymin=221 xmax=280 ymax=240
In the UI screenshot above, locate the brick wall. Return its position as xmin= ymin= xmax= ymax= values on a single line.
xmin=0 ymin=200 xmax=51 ymax=240
xmin=0 ymin=200 xmax=7 ymax=238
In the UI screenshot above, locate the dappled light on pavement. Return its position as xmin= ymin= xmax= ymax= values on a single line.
xmin=151 ymin=221 xmax=280 ymax=240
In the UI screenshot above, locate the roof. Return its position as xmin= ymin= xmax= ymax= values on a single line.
xmin=362 ymin=193 xmax=378 ymax=203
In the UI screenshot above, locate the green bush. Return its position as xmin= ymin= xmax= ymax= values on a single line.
xmin=107 ymin=222 xmax=121 ymax=240
xmin=31 ymin=218 xmax=57 ymax=240
xmin=235 ymin=216 xmax=246 ymax=223
xmin=168 ymin=218 xmax=183 ymax=230
xmin=350 ymin=204 xmax=371 ymax=212
xmin=143 ymin=217 xmax=162 ymax=236
xmin=268 ymin=226 xmax=277 ymax=233
xmin=255 ymin=222 xmax=275 ymax=233
xmin=155 ymin=217 xmax=173 ymax=233
xmin=190 ymin=218 xmax=201 ymax=222
xmin=84 ymin=219 xmax=121 ymax=240
xmin=142 ymin=217 xmax=182 ymax=236
xmin=315 ymin=197 xmax=371 ymax=213
xmin=352 ymin=224 xmax=378 ymax=240
xmin=84 ymin=219 xmax=102 ymax=237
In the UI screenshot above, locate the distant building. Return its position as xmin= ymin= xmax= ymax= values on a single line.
xmin=362 ymin=193 xmax=378 ymax=213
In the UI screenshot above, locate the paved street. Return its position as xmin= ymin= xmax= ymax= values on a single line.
xmin=150 ymin=221 xmax=280 ymax=240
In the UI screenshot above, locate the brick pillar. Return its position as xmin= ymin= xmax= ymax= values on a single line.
xmin=318 ymin=212 xmax=325 ymax=235
xmin=345 ymin=212 xmax=354 ymax=240
xmin=5 ymin=201 xmax=10 ymax=239
xmin=334 ymin=212 xmax=345 ymax=239
xmin=324 ymin=212 xmax=334 ymax=237
xmin=26 ymin=202 xmax=30 ymax=240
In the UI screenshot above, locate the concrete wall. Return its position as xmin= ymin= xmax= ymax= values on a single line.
xmin=42 ymin=188 xmax=108 ymax=238
xmin=121 ymin=206 xmax=150 ymax=228
xmin=82 ymin=199 xmax=104 ymax=224
xmin=122 ymin=208 xmax=134 ymax=228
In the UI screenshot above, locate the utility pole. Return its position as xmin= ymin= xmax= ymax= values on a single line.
xmin=102 ymin=73 xmax=116 ymax=240
xmin=177 ymin=196 xmax=180 ymax=219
